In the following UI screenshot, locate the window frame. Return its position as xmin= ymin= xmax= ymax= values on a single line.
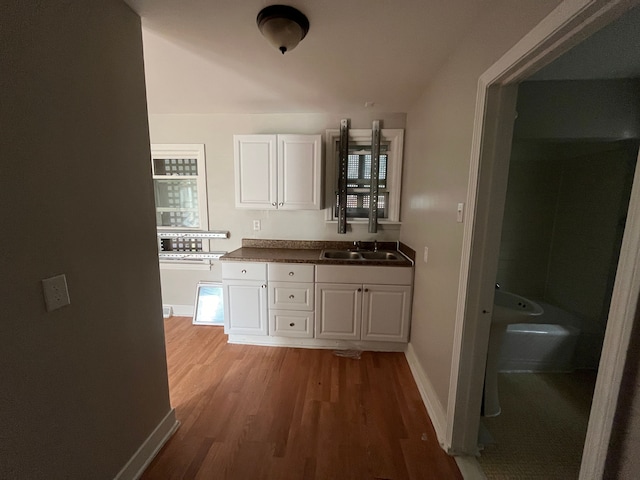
xmin=150 ymin=143 xmax=209 ymax=232
xmin=324 ymin=129 xmax=404 ymax=223
xmin=151 ymin=144 xmax=213 ymax=270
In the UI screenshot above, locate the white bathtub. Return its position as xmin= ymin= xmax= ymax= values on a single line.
xmin=497 ymin=301 xmax=589 ymax=373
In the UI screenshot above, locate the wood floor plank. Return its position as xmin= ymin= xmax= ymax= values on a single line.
xmin=142 ymin=317 xmax=462 ymax=480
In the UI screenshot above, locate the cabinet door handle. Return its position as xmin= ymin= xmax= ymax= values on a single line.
xmin=288 ymin=272 xmax=294 ymax=276
xmin=357 ymin=288 xmax=362 ymax=292
xmin=289 ymin=295 xmax=295 ymax=299
xmin=289 ymin=322 xmax=295 ymax=327
xmin=271 ymin=202 xmax=277 ymax=207
xmin=364 ymin=288 xmax=369 ymax=292
xmin=261 ymin=284 xmax=266 ymax=288
xmin=241 ymin=269 xmax=247 ymax=274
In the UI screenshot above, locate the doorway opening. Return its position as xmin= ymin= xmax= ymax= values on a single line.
xmin=478 ymin=76 xmax=639 ymax=475
xmin=447 ymin=2 xmax=640 ymax=479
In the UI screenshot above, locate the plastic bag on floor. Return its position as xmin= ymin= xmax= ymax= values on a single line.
xmin=332 ymin=349 xmax=362 ymax=359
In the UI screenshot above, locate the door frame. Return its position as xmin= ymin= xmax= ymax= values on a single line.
xmin=447 ymin=0 xmax=640 ymax=478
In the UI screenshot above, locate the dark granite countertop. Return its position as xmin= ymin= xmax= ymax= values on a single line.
xmin=220 ymin=239 xmax=415 ymax=267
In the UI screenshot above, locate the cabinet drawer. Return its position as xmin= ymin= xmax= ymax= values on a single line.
xmin=222 ymin=262 xmax=267 ymax=281
xmin=268 ymin=263 xmax=315 ymax=282
xmin=269 ymin=310 xmax=314 ymax=338
xmin=269 ymin=282 xmax=314 ymax=310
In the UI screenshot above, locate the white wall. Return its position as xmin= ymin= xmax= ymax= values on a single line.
xmin=149 ymin=112 xmax=406 ymax=307
xmin=0 ymin=2 xmax=172 ymax=478
xmin=400 ymin=0 xmax=562 ymax=415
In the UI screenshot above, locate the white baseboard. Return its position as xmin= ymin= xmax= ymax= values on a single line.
xmin=168 ymin=304 xmax=194 ymax=317
xmin=114 ymin=408 xmax=179 ymax=480
xmin=404 ymin=342 xmax=448 ymax=448
xmin=227 ymin=334 xmax=407 ymax=352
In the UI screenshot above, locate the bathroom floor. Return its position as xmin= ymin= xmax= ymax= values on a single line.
xmin=477 ymin=371 xmax=597 ymax=479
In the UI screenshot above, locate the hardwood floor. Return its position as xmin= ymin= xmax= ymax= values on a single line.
xmin=142 ymin=317 xmax=462 ymax=480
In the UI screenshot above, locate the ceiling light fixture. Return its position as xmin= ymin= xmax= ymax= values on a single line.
xmin=256 ymin=5 xmax=309 ymax=55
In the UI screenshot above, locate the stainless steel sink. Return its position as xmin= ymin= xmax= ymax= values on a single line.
xmin=360 ymin=251 xmax=400 ymax=260
xmin=320 ymin=249 xmax=404 ymax=262
xmin=322 ymin=250 xmax=363 ymax=260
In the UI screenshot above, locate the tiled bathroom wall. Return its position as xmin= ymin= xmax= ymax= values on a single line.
xmin=497 ymin=140 xmax=637 ymax=348
xmin=545 ymin=146 xmax=634 ymax=328
xmin=497 ymin=141 xmax=561 ymax=299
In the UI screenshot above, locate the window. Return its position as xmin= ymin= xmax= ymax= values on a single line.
xmin=151 ymin=144 xmax=209 ymax=231
xmin=151 ymin=144 xmax=213 ymax=268
xmin=325 ymin=129 xmax=404 ymax=223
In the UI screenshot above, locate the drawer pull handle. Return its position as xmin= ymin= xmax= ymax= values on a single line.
xmin=289 ymin=295 xmax=295 ymax=299
xmin=241 ymin=269 xmax=247 ymax=274
xmin=289 ymin=272 xmax=294 ymax=276
xmin=289 ymin=322 xmax=295 ymax=327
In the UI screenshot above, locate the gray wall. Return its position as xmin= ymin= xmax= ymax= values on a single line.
xmin=0 ymin=2 xmax=171 ymax=478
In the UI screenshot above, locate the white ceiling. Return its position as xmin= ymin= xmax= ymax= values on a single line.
xmin=124 ymin=0 xmax=493 ymax=114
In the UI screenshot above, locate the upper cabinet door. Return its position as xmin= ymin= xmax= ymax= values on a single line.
xmin=234 ymin=134 xmax=322 ymax=210
xmin=277 ymin=134 xmax=322 ymax=210
xmin=234 ymin=135 xmax=278 ymax=209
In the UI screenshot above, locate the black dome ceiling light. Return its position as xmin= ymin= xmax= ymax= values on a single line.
xmin=256 ymin=5 xmax=310 ymax=54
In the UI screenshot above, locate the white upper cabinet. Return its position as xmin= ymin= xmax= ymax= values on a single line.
xmin=234 ymin=134 xmax=322 ymax=210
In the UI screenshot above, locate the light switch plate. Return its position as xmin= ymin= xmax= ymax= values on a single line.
xmin=42 ymin=274 xmax=70 ymax=312
xmin=457 ymin=203 xmax=465 ymax=223
xmin=423 ymin=246 xmax=429 ymax=264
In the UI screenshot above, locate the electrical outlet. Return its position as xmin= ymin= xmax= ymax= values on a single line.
xmin=253 ymin=220 xmax=261 ymax=231
xmin=42 ymin=274 xmax=70 ymax=312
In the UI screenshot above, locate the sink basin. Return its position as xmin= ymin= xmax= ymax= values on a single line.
xmin=360 ymin=251 xmax=400 ymax=260
xmin=320 ymin=249 xmax=404 ymax=262
xmin=321 ymin=250 xmax=363 ymax=260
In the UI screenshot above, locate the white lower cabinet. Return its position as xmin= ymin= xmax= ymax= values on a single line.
xmin=268 ymin=263 xmax=315 ymax=338
xmin=222 ymin=262 xmax=268 ymax=335
xmin=315 ymin=265 xmax=412 ymax=343
xmin=315 ymin=284 xmax=362 ymax=340
xmin=361 ymin=284 xmax=412 ymax=342
xmin=269 ymin=310 xmax=314 ymax=338
xmin=222 ymin=261 xmax=412 ymax=344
